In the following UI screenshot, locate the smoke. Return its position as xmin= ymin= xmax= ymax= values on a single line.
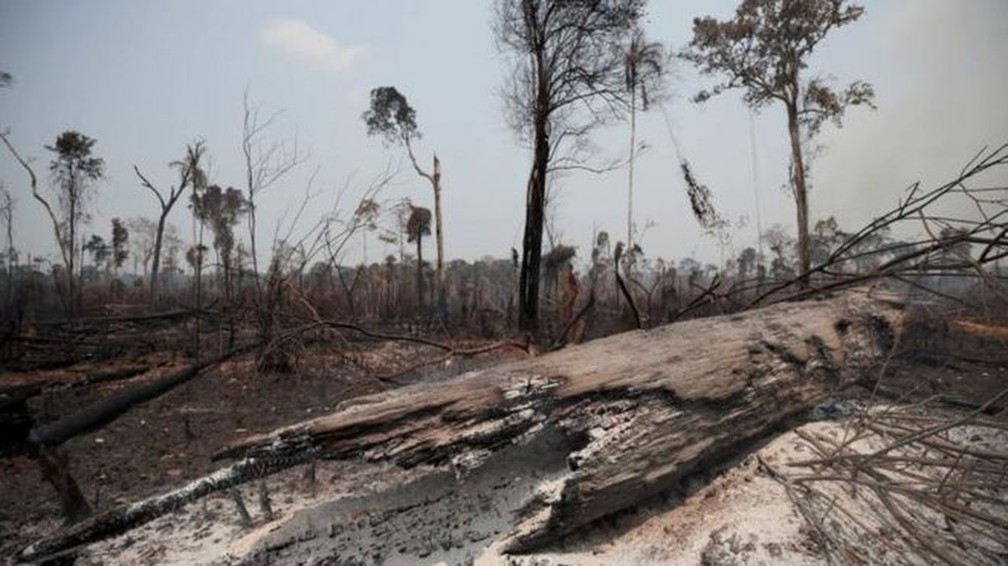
xmin=813 ymin=0 xmax=1008 ymax=233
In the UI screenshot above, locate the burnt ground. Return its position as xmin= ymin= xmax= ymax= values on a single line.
xmin=0 ymin=334 xmax=522 ymax=561
xmin=0 ymin=315 xmax=1004 ymax=563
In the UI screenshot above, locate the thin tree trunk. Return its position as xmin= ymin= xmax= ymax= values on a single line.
xmin=150 ymin=213 xmax=166 ymax=301
xmin=68 ymin=179 xmax=77 ymax=317
xmin=519 ymin=93 xmax=550 ymax=333
xmin=0 ymin=132 xmax=71 ymax=310
xmin=627 ymin=89 xmax=636 ymax=252
xmin=786 ymin=101 xmax=811 ymax=285
xmin=433 ymin=155 xmax=446 ymax=319
xmin=416 ymin=233 xmax=424 ymax=311
xmin=404 ymin=142 xmax=446 ymax=319
xmin=248 ymin=203 xmax=259 ymax=293
xmin=5 ymin=204 xmax=13 ymax=313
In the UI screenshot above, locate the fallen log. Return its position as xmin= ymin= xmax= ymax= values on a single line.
xmin=28 ymin=344 xmax=255 ymax=449
xmin=0 ymin=366 xmax=148 ymax=456
xmin=20 ymin=288 xmax=905 ymax=563
xmin=19 ymin=453 xmax=304 ymax=563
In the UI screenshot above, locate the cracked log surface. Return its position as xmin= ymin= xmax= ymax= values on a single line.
xmin=20 ymin=289 xmax=904 ymax=563
xmin=221 ymin=289 xmax=904 ymax=559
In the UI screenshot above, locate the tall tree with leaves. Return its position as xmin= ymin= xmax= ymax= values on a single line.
xmin=406 ymin=205 xmax=432 ymax=310
xmin=133 ymin=140 xmax=206 ymax=299
xmin=494 ymin=0 xmax=645 ymax=332
xmin=362 ymin=86 xmax=446 ymax=313
xmin=83 ymin=234 xmax=110 ymax=272
xmin=681 ymin=0 xmax=874 ymax=282
xmin=623 ymin=29 xmax=665 ymax=252
xmin=111 ymin=218 xmax=128 ymax=276
xmin=191 ymin=185 xmax=247 ymax=299
xmin=46 ymin=131 xmax=105 ymax=313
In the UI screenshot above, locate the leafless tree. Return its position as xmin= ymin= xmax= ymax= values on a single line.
xmin=133 ymin=140 xmax=206 ymax=299
xmin=242 ymin=92 xmax=307 ymax=289
xmin=494 ymin=0 xmax=645 ymax=332
xmin=126 ymin=217 xmax=158 ymax=278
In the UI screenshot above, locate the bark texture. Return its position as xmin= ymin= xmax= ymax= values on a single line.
xmin=222 ymin=288 xmax=903 ymax=553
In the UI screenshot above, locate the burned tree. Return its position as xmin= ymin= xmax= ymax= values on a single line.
xmin=133 ymin=140 xmax=206 ymax=299
xmin=0 ymin=130 xmax=106 ymax=314
xmin=494 ymin=0 xmax=645 ymax=332
xmin=17 ymin=288 xmax=907 ymax=562
xmin=681 ymin=0 xmax=875 ymax=281
xmin=242 ymin=92 xmax=306 ymax=287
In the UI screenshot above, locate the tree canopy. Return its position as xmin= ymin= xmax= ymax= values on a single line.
xmin=681 ymin=0 xmax=874 ymax=279
xmin=682 ymin=0 xmax=874 ymax=125
xmin=362 ymin=86 xmax=420 ymax=147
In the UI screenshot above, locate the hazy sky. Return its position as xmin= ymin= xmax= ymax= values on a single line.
xmin=1 ymin=0 xmax=1006 ymax=270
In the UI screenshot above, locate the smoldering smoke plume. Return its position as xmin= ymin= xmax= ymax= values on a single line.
xmin=813 ymin=0 xmax=1008 ymax=232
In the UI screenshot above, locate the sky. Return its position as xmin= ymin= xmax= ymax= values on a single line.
xmin=1 ymin=0 xmax=1006 ymax=271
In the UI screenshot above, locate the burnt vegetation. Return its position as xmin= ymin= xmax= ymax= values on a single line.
xmin=0 ymin=0 xmax=1006 ymax=563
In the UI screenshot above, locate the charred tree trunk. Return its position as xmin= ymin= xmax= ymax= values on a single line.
xmin=17 ymin=289 xmax=905 ymax=562
xmin=27 ymin=344 xmax=255 ymax=449
xmin=20 ymin=453 xmax=299 ymax=562
xmin=222 ymin=289 xmax=903 ymax=553
xmin=518 ymin=114 xmax=549 ymax=333
xmin=150 ymin=213 xmax=167 ymax=300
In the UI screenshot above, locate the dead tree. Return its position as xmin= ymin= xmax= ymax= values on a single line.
xmin=133 ymin=140 xmax=205 ymax=299
xmin=20 ymin=288 xmax=904 ymax=562
xmin=495 ymin=0 xmax=645 ymax=332
xmin=1 ymin=132 xmax=73 ymax=313
xmin=241 ymin=91 xmax=306 ymax=289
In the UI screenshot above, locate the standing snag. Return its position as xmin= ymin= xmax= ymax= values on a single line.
xmin=134 ymin=139 xmax=206 ymax=300
xmin=494 ymin=0 xmax=646 ymax=333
